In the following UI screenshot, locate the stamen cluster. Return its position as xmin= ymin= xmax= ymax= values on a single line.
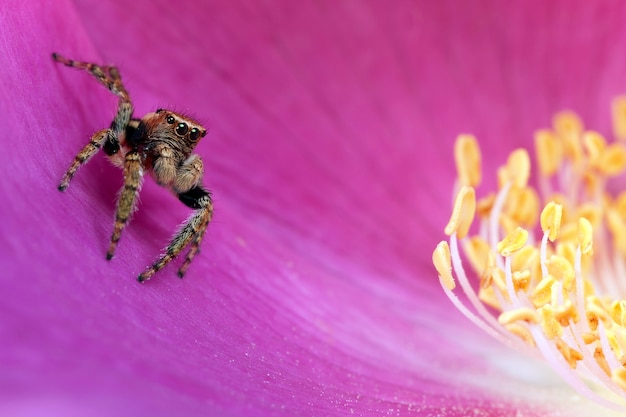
xmin=433 ymin=98 xmax=626 ymax=410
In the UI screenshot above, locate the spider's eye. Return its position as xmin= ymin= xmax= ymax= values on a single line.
xmin=175 ymin=122 xmax=188 ymax=136
xmin=166 ymin=116 xmax=175 ymax=124
xmin=189 ymin=128 xmax=201 ymax=141
xmin=156 ymin=108 xmax=164 ymax=113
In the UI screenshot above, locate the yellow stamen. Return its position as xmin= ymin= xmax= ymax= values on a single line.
xmin=532 ymin=276 xmax=555 ymax=308
xmin=505 ymin=187 xmax=539 ymax=227
xmin=612 ymin=368 xmax=626 ymax=391
xmin=599 ymin=143 xmax=626 ymax=176
xmin=511 ymin=246 xmax=538 ymax=273
xmin=433 ymin=241 xmax=455 ymax=290
xmin=582 ymin=131 xmax=606 ymax=168
xmin=611 ymin=300 xmax=626 ymax=327
xmin=476 ymin=193 xmax=496 ymax=218
xmin=512 ymin=270 xmax=531 ymax=292
xmin=463 ymin=237 xmax=495 ymax=284
xmin=534 ymin=129 xmax=562 ymax=176
xmin=454 ymin=134 xmax=482 ymax=187
xmin=498 ymin=308 xmax=540 ymax=325
xmin=444 ymin=186 xmax=476 ymax=239
xmin=504 ymin=323 xmax=535 ymax=346
xmin=595 ymin=346 xmax=612 ymax=377
xmin=547 ymin=255 xmax=575 ymax=290
xmin=554 ymin=111 xmax=583 ymax=161
xmin=496 ymin=227 xmax=528 ymax=257
xmin=556 ymin=338 xmax=583 ymax=369
xmin=504 ymin=149 xmax=531 ymax=188
xmin=540 ymin=201 xmax=562 ymax=242
xmin=539 ymin=305 xmax=562 ymax=339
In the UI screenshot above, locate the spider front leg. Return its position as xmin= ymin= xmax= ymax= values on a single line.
xmin=58 ymin=129 xmax=115 ymax=191
xmin=138 ymin=185 xmax=213 ymax=282
xmin=54 ymin=53 xmax=133 ymax=190
xmin=107 ymin=151 xmax=143 ymax=260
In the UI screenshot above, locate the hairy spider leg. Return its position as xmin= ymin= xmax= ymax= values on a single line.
xmin=54 ymin=53 xmax=134 ymax=190
xmin=137 ymin=185 xmax=213 ymax=282
xmin=52 ymin=53 xmax=130 ymax=101
xmin=107 ymin=151 xmax=143 ymax=260
xmin=177 ymin=221 xmax=208 ymax=278
xmin=58 ymin=129 xmax=113 ymax=191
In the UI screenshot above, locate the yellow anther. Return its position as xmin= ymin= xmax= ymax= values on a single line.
xmin=433 ymin=241 xmax=455 ymax=290
xmin=505 ymin=149 xmax=531 ymax=188
xmin=540 ymin=201 xmax=563 ymax=242
xmin=582 ymin=332 xmax=599 ymax=344
xmin=554 ymin=110 xmax=584 ymax=138
xmin=476 ymin=193 xmax=495 ymax=218
xmin=498 ymin=308 xmax=540 ymax=325
xmin=556 ymin=339 xmax=583 ymax=369
xmin=607 ymin=330 xmax=623 ymax=358
xmin=512 ymin=270 xmax=531 ymax=292
xmin=610 ymin=300 xmax=626 ymax=327
xmin=511 ymin=246 xmax=538 ymax=272
xmin=595 ymin=346 xmax=611 ymax=377
xmin=490 ymin=268 xmax=508 ymax=294
xmin=499 ymin=214 xmax=517 ymax=237
xmin=556 ymin=222 xmax=578 ymax=246
xmin=554 ymin=300 xmax=579 ymax=327
xmin=554 ymin=111 xmax=583 ymax=164
xmin=444 ymin=186 xmax=476 ymax=239
xmin=532 ymin=276 xmax=555 ymax=308
xmin=454 ymin=134 xmax=482 ymax=187
xmin=462 ymin=237 xmax=491 ymax=278
xmin=581 ymin=171 xmax=599 ymax=197
xmin=582 ymin=131 xmax=606 ymax=167
xmin=505 ymin=187 xmax=539 ymax=226
xmin=587 ymin=302 xmax=611 ymax=331
xmin=599 ymin=144 xmax=626 ymax=176
xmin=539 ymin=305 xmax=563 ymax=339
xmin=607 ymin=208 xmax=626 ymax=257
xmin=615 ymin=192 xmax=626 ymax=216
xmin=612 ymin=368 xmax=626 ymax=391
xmin=556 ymin=242 xmax=576 ymax=266
xmin=612 ymin=96 xmax=626 ymax=140
xmin=554 ymin=301 xmax=579 ymax=325
xmin=534 ymin=129 xmax=562 ymax=176
xmin=497 ymin=227 xmax=528 ymax=257
xmin=575 ymin=203 xmax=602 ymax=227
xmin=505 ymin=323 xmax=535 ymax=346
xmin=478 ymin=286 xmax=500 ymax=310
xmin=547 ymin=255 xmax=575 ymax=290
xmin=577 ymin=217 xmax=594 ymax=256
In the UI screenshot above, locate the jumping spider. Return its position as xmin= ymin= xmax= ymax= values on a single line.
xmin=53 ymin=52 xmax=213 ymax=282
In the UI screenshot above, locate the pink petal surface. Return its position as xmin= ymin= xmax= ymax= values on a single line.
xmin=3 ymin=0 xmax=626 ymax=416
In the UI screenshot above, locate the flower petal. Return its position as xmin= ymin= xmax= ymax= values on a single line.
xmin=4 ymin=1 xmax=626 ymax=416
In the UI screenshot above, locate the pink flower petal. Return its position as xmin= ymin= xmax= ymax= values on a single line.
xmin=4 ymin=1 xmax=626 ymax=416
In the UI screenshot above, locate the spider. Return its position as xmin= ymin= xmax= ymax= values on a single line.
xmin=52 ymin=52 xmax=214 ymax=282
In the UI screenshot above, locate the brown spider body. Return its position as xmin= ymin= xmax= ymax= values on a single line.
xmin=53 ymin=53 xmax=213 ymax=282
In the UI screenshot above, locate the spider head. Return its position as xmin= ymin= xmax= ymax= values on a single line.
xmin=140 ymin=109 xmax=207 ymax=153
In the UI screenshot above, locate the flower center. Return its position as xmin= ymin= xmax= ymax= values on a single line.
xmin=433 ymin=97 xmax=626 ymax=410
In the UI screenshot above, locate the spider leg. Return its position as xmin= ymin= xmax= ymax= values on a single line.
xmin=138 ymin=185 xmax=213 ymax=282
xmin=177 ymin=221 xmax=208 ymax=278
xmin=107 ymin=151 xmax=143 ymax=260
xmin=55 ymin=53 xmax=133 ymax=190
xmin=52 ymin=53 xmax=130 ymax=101
xmin=59 ymin=129 xmax=112 ymax=191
